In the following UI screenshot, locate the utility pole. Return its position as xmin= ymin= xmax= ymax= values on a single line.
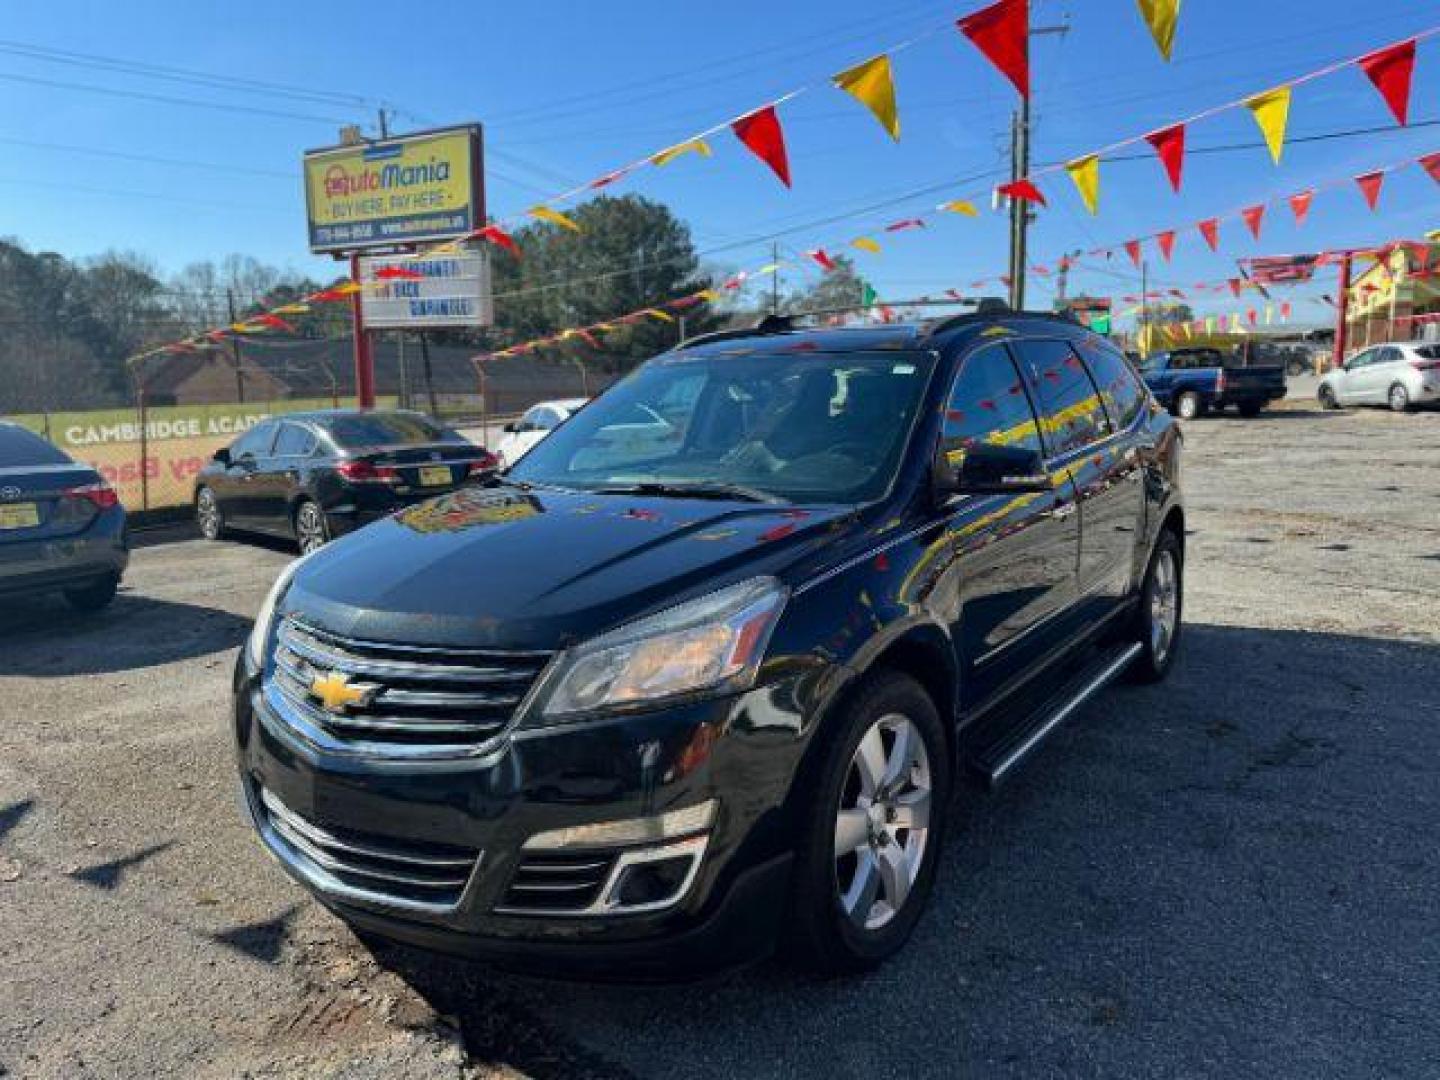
xmin=1006 ymin=20 xmax=1069 ymax=312
xmin=226 ymin=287 xmax=245 ymax=403
xmin=1140 ymin=259 xmax=1149 ymax=350
xmin=771 ymin=240 xmax=781 ymax=316
xmin=377 ymin=108 xmax=390 ymax=139
xmin=1054 ymin=248 xmax=1082 ymax=306
xmin=1333 ymin=254 xmax=1354 ymax=372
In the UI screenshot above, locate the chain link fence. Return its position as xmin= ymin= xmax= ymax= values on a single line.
xmin=4 ymin=335 xmax=612 ymax=513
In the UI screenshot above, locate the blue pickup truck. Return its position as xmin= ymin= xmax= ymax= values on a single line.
xmin=1138 ymin=347 xmax=1287 ymax=419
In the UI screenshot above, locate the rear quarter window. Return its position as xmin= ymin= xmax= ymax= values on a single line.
xmin=0 ymin=425 xmax=73 ymax=467
xmin=1077 ymin=339 xmax=1148 ymax=429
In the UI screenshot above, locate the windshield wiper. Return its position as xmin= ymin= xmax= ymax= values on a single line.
xmin=593 ymin=481 xmax=783 ymax=504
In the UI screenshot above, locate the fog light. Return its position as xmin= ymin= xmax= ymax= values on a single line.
xmin=522 ymin=799 xmax=717 ymax=851
xmin=613 ymin=855 xmax=693 ymax=907
xmin=597 ymin=835 xmax=709 ymax=915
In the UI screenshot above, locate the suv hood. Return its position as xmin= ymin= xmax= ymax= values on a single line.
xmin=283 ymin=486 xmax=855 ymax=650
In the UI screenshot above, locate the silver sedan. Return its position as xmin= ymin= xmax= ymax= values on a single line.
xmin=1319 ymin=342 xmax=1440 ymax=412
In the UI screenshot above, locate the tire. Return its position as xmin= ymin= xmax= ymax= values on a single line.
xmin=1174 ymin=392 xmax=1203 ymax=421
xmin=788 ymin=670 xmax=950 ymax=975
xmin=1238 ymin=402 xmax=1263 ymax=418
xmin=1127 ymin=529 xmax=1183 ymax=684
xmin=1319 ymin=385 xmax=1341 ymax=411
xmin=196 ymin=486 xmax=226 ymax=541
xmin=63 ymin=572 xmax=119 ymax=613
xmin=1389 ymin=383 xmax=1411 ymax=413
xmin=293 ymin=498 xmax=331 ymax=555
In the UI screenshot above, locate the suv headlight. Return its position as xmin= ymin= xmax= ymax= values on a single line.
xmin=529 ymin=577 xmax=788 ymax=724
xmin=245 ymin=553 xmax=313 ymax=669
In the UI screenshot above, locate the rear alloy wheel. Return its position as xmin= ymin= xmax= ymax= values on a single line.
xmin=789 ymin=671 xmax=949 ymax=974
xmin=63 ymin=573 xmax=119 ymax=613
xmin=1128 ymin=530 xmax=1182 ymax=683
xmin=1389 ymin=383 xmax=1411 ymax=413
xmin=1175 ymin=392 xmax=1203 ymax=421
xmin=1319 ymin=386 xmax=1341 ymax=411
xmin=293 ymin=499 xmax=330 ymax=555
xmin=196 ymin=487 xmax=225 ymax=541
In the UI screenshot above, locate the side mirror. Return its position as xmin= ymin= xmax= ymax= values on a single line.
xmin=213 ymin=447 xmax=231 ymax=466
xmin=503 ymin=422 xmax=519 ymax=433
xmin=936 ymin=442 xmax=1051 ymax=497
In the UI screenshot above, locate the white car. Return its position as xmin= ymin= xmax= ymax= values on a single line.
xmin=1319 ymin=342 xmax=1440 ymax=413
xmin=494 ymin=398 xmax=588 ymax=466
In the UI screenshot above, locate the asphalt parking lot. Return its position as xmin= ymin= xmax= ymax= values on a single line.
xmin=3 ymin=391 xmax=1439 ymax=1078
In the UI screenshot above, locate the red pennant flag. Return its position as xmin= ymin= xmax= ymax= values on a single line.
xmin=1355 ymin=170 xmax=1386 ymax=210
xmin=1198 ymin=218 xmax=1220 ymax=251
xmin=884 ymin=218 xmax=926 ymax=232
xmin=997 ymin=178 xmax=1046 ymax=206
xmin=1124 ymin=239 xmax=1143 ymax=269
xmin=999 ymin=274 xmax=1013 ymax=287
xmin=1156 ymin=230 xmax=1176 ymax=262
xmin=731 ymin=105 xmax=792 ymax=187
xmin=1241 ymin=204 xmax=1266 ymax=240
xmin=375 ymin=266 xmax=425 ymax=280
xmin=806 ymin=248 xmax=836 ymax=271
xmin=1288 ymin=190 xmax=1315 ymax=226
xmin=1421 ymin=152 xmax=1440 ymax=185
xmin=1229 ymin=279 xmax=1243 ymax=298
xmin=475 ymin=224 xmax=520 ymax=256
xmin=1247 ymin=309 xmax=1258 ymax=327
xmin=1280 ymin=301 xmax=1292 ymax=319
xmin=957 ymin=0 xmax=1029 ymax=99
xmin=1145 ymin=123 xmax=1186 ymax=192
xmin=589 ymin=170 xmax=625 ymax=190
xmin=1358 ymin=38 xmax=1416 ymax=126
xmin=1031 ymin=264 xmax=1050 ymax=276
xmin=255 ymin=313 xmax=296 ymax=332
xmin=576 ymin=329 xmax=601 ymax=349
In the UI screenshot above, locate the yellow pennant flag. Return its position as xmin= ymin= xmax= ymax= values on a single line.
xmin=939 ymin=199 xmax=978 ymax=217
xmin=1136 ymin=0 xmax=1181 ymax=61
xmin=1065 ymin=154 xmax=1101 ymax=215
xmin=650 ymin=139 xmax=713 ymax=167
xmin=332 ymin=281 xmax=363 ymax=296
xmin=1244 ymin=85 xmax=1291 ymax=165
xmin=832 ymin=54 xmax=900 ymax=141
xmin=694 ymin=289 xmax=722 ymax=303
xmin=1181 ymin=322 xmax=1194 ymax=339
xmin=272 ymin=303 xmax=311 ymax=315
xmin=644 ymin=308 xmax=675 ymax=323
xmin=1205 ymin=316 xmax=1216 ymax=334
xmin=528 ymin=205 xmax=581 ymax=232
xmin=851 ymin=236 xmax=882 ymax=254
xmin=754 ymin=263 xmax=782 ymax=276
xmin=1264 ymin=304 xmax=1274 ymax=325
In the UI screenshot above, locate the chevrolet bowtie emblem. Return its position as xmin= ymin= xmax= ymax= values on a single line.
xmin=307 ymin=670 xmax=378 ymax=714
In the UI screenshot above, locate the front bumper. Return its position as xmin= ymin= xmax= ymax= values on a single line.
xmin=232 ymin=651 xmax=816 ymax=975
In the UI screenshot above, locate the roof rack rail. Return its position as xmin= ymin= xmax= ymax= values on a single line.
xmin=676 ymin=314 xmax=799 ymax=350
xmin=921 ymin=299 xmax=1083 ymax=339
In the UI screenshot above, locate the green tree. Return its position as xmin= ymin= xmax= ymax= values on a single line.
xmin=782 ymin=255 xmax=868 ymax=318
xmin=485 ymin=194 xmax=719 ymax=370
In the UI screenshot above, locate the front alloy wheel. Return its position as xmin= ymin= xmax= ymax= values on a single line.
xmin=788 ymin=671 xmax=949 ymax=974
xmin=196 ymin=488 xmax=224 ymax=541
xmin=1389 ymin=384 xmax=1411 ymax=413
xmin=833 ymin=714 xmax=933 ymax=932
xmin=294 ymin=500 xmax=329 ymax=554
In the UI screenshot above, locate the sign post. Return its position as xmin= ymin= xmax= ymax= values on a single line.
xmin=302 ymin=124 xmax=485 ymax=410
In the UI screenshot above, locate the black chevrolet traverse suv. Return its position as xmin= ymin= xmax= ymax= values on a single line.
xmin=195 ymin=409 xmax=496 ymax=554
xmin=234 ymin=309 xmax=1184 ymax=975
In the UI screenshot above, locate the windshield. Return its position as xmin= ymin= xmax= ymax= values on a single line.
xmin=323 ymin=412 xmax=462 ymax=448
xmin=508 ymin=348 xmax=935 ymax=504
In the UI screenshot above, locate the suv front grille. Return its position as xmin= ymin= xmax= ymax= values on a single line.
xmin=257 ymin=787 xmax=479 ymax=910
xmin=499 ymin=852 xmax=619 ymax=914
xmin=269 ymin=618 xmax=551 ymax=754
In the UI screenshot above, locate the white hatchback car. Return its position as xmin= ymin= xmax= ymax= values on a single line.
xmin=494 ymin=398 xmax=588 ymax=466
xmin=1319 ymin=342 xmax=1440 ymax=412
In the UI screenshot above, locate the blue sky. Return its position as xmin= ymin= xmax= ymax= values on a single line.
xmin=1 ymin=0 xmax=1437 ymax=330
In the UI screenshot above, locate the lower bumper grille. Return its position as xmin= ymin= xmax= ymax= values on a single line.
xmin=257 ymin=787 xmax=480 ymax=911
xmin=500 ymin=852 xmax=618 ymax=914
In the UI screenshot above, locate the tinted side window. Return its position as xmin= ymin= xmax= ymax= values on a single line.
xmin=941 ymin=345 xmax=1043 ymax=460
xmin=1077 ymin=339 xmax=1147 ymax=429
xmin=230 ymin=422 xmax=276 ymax=459
xmin=273 ymin=423 xmax=315 ymax=457
xmin=1015 ymin=339 xmax=1111 ymax=457
xmin=1348 ymin=349 xmax=1376 ymax=369
xmin=0 ymin=425 xmax=71 ymax=467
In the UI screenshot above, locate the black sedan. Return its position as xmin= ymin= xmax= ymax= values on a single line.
xmin=0 ymin=421 xmax=128 ymax=611
xmin=194 ymin=410 xmax=497 ymax=553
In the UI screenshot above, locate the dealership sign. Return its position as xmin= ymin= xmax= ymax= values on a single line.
xmin=303 ymin=125 xmax=484 ymax=253
xmin=357 ymin=253 xmax=494 ymax=328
